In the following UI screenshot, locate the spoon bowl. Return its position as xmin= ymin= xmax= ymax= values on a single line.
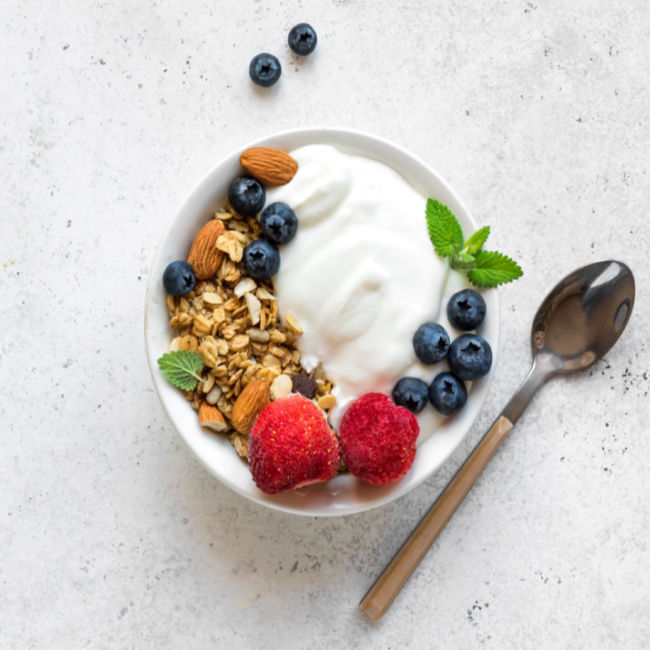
xmin=531 ymin=260 xmax=635 ymax=375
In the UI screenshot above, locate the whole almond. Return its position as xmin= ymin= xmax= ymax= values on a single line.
xmin=198 ymin=402 xmax=228 ymax=433
xmin=239 ymin=147 xmax=298 ymax=186
xmin=187 ymin=219 xmax=225 ymax=280
xmin=231 ymin=379 xmax=270 ymax=434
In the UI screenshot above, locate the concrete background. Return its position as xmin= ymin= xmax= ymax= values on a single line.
xmin=1 ymin=0 xmax=649 ymax=647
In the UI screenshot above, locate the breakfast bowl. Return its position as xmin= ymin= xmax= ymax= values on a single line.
xmin=144 ymin=127 xmax=498 ymax=516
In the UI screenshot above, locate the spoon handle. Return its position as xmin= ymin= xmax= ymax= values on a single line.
xmin=359 ymin=415 xmax=513 ymax=621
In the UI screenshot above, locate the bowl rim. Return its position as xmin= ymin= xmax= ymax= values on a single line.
xmin=144 ymin=126 xmax=499 ymax=517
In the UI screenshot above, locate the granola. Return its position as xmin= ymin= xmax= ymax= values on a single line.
xmin=165 ymin=203 xmax=336 ymax=460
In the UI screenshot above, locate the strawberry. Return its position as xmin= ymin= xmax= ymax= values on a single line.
xmin=249 ymin=394 xmax=340 ymax=494
xmin=338 ymin=393 xmax=419 ymax=485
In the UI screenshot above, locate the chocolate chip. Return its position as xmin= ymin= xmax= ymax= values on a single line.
xmin=291 ymin=373 xmax=318 ymax=399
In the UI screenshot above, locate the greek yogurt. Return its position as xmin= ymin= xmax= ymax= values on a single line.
xmin=267 ymin=144 xmax=449 ymax=430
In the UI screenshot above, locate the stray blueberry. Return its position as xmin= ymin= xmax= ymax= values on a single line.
xmin=249 ymin=53 xmax=282 ymax=87
xmin=413 ymin=322 xmax=450 ymax=365
xmin=447 ymin=333 xmax=492 ymax=381
xmin=243 ymin=239 xmax=280 ymax=279
xmin=228 ymin=177 xmax=265 ymax=216
xmin=163 ymin=260 xmax=196 ymax=297
xmin=447 ymin=289 xmax=486 ymax=331
xmin=392 ymin=377 xmax=429 ymax=414
xmin=428 ymin=372 xmax=467 ymax=415
xmin=260 ymin=202 xmax=298 ymax=245
xmin=288 ymin=23 xmax=317 ymax=56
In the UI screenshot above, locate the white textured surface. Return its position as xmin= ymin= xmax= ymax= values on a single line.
xmin=1 ymin=1 xmax=649 ymax=648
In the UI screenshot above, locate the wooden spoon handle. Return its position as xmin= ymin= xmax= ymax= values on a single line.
xmin=359 ymin=415 xmax=514 ymax=621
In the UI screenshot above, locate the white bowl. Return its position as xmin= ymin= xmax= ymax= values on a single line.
xmin=145 ymin=127 xmax=498 ymax=517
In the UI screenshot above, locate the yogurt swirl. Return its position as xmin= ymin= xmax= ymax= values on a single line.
xmin=267 ymin=144 xmax=448 ymax=427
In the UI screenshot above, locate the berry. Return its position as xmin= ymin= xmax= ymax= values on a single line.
xmin=291 ymin=372 xmax=318 ymax=399
xmin=391 ymin=377 xmax=429 ymax=414
xmin=249 ymin=395 xmax=340 ymax=494
xmin=228 ymin=177 xmax=265 ymax=216
xmin=447 ymin=333 xmax=492 ymax=380
xmin=162 ymin=260 xmax=196 ymax=296
xmin=338 ymin=393 xmax=419 ymax=485
xmin=243 ymin=239 xmax=280 ymax=279
xmin=260 ymin=202 xmax=298 ymax=245
xmin=249 ymin=53 xmax=282 ymax=87
xmin=288 ymin=23 xmax=317 ymax=56
xmin=428 ymin=372 xmax=467 ymax=415
xmin=413 ymin=322 xmax=450 ymax=365
xmin=447 ymin=289 xmax=486 ymax=331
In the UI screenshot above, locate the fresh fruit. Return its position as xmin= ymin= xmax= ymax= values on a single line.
xmin=338 ymin=393 xmax=419 ymax=485
xmin=249 ymin=53 xmax=282 ymax=87
xmin=447 ymin=289 xmax=486 ymax=331
xmin=239 ymin=147 xmax=298 ymax=186
xmin=412 ymin=322 xmax=450 ymax=365
xmin=198 ymin=402 xmax=228 ymax=432
xmin=163 ymin=260 xmax=196 ymax=296
xmin=447 ymin=333 xmax=492 ymax=380
xmin=249 ymin=394 xmax=340 ymax=494
xmin=291 ymin=372 xmax=318 ymax=399
xmin=391 ymin=377 xmax=429 ymax=413
xmin=231 ymin=379 xmax=270 ymax=434
xmin=260 ymin=202 xmax=298 ymax=244
xmin=288 ymin=23 xmax=317 ymax=55
xmin=243 ymin=239 xmax=280 ymax=279
xmin=186 ymin=219 xmax=225 ymax=280
xmin=228 ymin=177 xmax=266 ymax=216
xmin=428 ymin=372 xmax=467 ymax=415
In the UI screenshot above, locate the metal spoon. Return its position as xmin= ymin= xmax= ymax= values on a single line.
xmin=360 ymin=260 xmax=635 ymax=620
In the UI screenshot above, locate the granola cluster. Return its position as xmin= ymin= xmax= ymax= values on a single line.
xmin=165 ymin=205 xmax=336 ymax=459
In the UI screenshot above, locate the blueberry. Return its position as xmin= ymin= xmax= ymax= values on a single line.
xmin=413 ymin=322 xmax=450 ymax=365
xmin=243 ymin=239 xmax=280 ymax=279
xmin=162 ymin=260 xmax=196 ymax=297
xmin=249 ymin=53 xmax=282 ymax=87
xmin=428 ymin=372 xmax=467 ymax=415
xmin=288 ymin=23 xmax=317 ymax=56
xmin=447 ymin=333 xmax=492 ymax=381
xmin=447 ymin=289 xmax=486 ymax=331
xmin=392 ymin=377 xmax=429 ymax=414
xmin=260 ymin=202 xmax=298 ymax=245
xmin=228 ymin=177 xmax=265 ymax=216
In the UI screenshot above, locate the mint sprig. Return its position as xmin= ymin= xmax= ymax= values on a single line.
xmin=157 ymin=350 xmax=204 ymax=391
xmin=425 ymin=199 xmax=522 ymax=288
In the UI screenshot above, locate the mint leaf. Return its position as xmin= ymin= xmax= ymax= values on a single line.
xmin=467 ymin=250 xmax=523 ymax=288
xmin=158 ymin=350 xmax=204 ymax=391
xmin=463 ymin=226 xmax=490 ymax=255
xmin=425 ymin=199 xmax=464 ymax=257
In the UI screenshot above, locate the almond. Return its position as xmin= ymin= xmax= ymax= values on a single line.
xmin=231 ymin=378 xmax=270 ymax=434
xmin=239 ymin=147 xmax=298 ymax=186
xmin=187 ymin=219 xmax=225 ymax=280
xmin=198 ymin=402 xmax=228 ymax=433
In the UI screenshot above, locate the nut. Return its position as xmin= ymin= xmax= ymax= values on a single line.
xmin=270 ymin=374 xmax=293 ymax=400
xmin=187 ymin=219 xmax=225 ymax=280
xmin=245 ymin=292 xmax=261 ymax=325
xmin=198 ymin=402 xmax=228 ymax=432
xmin=239 ymin=147 xmax=298 ymax=186
xmin=231 ymin=379 xmax=270 ymax=434
xmin=317 ymin=394 xmax=337 ymax=410
xmin=205 ymin=385 xmax=222 ymax=405
xmin=234 ymin=277 xmax=256 ymax=297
